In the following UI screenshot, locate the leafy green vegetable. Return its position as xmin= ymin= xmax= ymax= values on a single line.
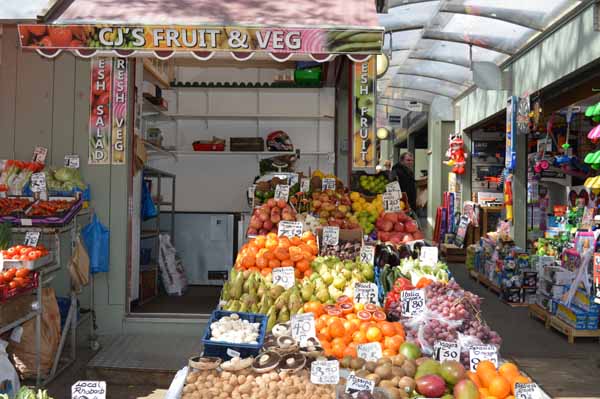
xmin=0 ymin=222 xmax=11 ymax=250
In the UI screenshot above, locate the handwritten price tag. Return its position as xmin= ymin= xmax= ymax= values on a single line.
xmin=300 ymin=178 xmax=310 ymax=193
xmin=71 ymin=381 xmax=106 ymax=399
xmin=433 ymin=341 xmax=460 ymax=363
xmin=310 ymin=360 xmax=339 ymax=385
xmin=514 ymin=383 xmax=541 ymax=399
xmin=322 ymin=178 xmax=337 ymax=191
xmin=359 ymin=245 xmax=375 ymax=265
xmin=24 ymin=231 xmax=41 ymax=247
xmin=272 ymin=267 xmax=295 ymax=289
xmin=278 ymin=221 xmax=303 ymax=238
xmin=353 ymin=282 xmax=378 ymax=305
xmin=357 ymin=342 xmax=382 ymax=362
xmin=32 ymin=146 xmax=48 ymax=164
xmin=400 ymin=289 xmax=426 ymax=317
xmin=383 ymin=192 xmax=401 ymax=212
xmin=289 ymin=173 xmax=299 ymax=187
xmin=469 ymin=345 xmax=498 ymax=372
xmin=291 ymin=313 xmax=316 ymax=346
xmin=64 ymin=154 xmax=80 ymax=169
xmin=386 ymin=181 xmax=402 ymax=194
xmin=420 ymin=246 xmax=439 ymax=266
xmin=30 ymin=172 xmax=46 ymax=193
xmin=322 ymin=226 xmax=340 ymax=246
xmin=345 ymin=374 xmax=375 ymax=396
xmin=274 ymin=184 xmax=290 ymax=201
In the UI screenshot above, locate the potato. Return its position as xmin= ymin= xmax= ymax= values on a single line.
xmin=237 ymin=374 xmax=247 ymax=385
xmin=183 ymin=385 xmax=195 ymax=394
xmin=182 ymin=394 xmax=192 ymax=399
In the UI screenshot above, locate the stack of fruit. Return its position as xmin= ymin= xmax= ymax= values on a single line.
xmin=375 ymin=211 xmax=424 ymax=244
xmin=358 ymin=174 xmax=389 ymax=195
xmin=309 ymin=190 xmax=359 ymax=229
xmin=247 ymin=199 xmax=297 ymax=236
xmin=234 ymin=232 xmax=317 ymax=279
xmin=470 ymin=360 xmax=533 ymax=399
xmin=303 ymin=298 xmax=406 ymax=360
xmin=350 ymin=192 xmax=383 ymax=234
xmin=305 ymin=256 xmax=374 ymax=303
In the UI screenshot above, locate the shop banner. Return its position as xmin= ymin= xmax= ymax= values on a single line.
xmin=89 ymin=57 xmax=112 ymax=165
xmin=18 ymin=25 xmax=383 ymax=54
xmin=111 ymin=58 xmax=128 ymax=165
xmin=352 ymin=59 xmax=376 ymax=170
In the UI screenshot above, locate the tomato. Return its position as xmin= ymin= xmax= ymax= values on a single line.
xmin=26 ymin=252 xmax=39 ymax=261
xmin=20 ymin=247 xmax=31 ymax=255
xmin=9 ymin=281 xmax=18 ymax=289
xmin=13 ymin=245 xmax=22 ymax=251
xmin=48 ymin=27 xmax=73 ymax=47
xmin=13 ymin=277 xmax=26 ymax=288
xmin=15 ymin=269 xmax=30 ymax=278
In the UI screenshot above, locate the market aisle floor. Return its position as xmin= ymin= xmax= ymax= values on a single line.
xmin=449 ymin=263 xmax=600 ymax=398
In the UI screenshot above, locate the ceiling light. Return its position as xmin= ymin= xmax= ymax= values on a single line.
xmin=377 ymin=127 xmax=390 ymax=140
xmin=376 ymin=53 xmax=390 ymax=78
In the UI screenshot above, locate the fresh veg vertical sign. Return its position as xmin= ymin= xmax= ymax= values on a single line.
xmin=352 ymin=59 xmax=376 ymax=170
xmin=89 ymin=58 xmax=128 ymax=165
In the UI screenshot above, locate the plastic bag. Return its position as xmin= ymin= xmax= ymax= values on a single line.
xmin=9 ymin=288 xmax=61 ymax=379
xmin=0 ymin=339 xmax=19 ymax=399
xmin=82 ymin=214 xmax=109 ymax=274
xmin=141 ymin=179 xmax=157 ymax=221
xmin=158 ymin=234 xmax=188 ymax=296
xmin=69 ymin=236 xmax=90 ymax=292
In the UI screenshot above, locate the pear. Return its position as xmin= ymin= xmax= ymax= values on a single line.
xmin=257 ymin=282 xmax=267 ymax=298
xmin=230 ymin=272 xmax=244 ymax=300
xmin=238 ymin=302 xmax=248 ymax=313
xmin=274 ymin=291 xmax=291 ymax=310
xmin=301 ymin=282 xmax=315 ymax=301
xmin=270 ymin=285 xmax=285 ymax=300
xmin=267 ymin=306 xmax=277 ymax=331
xmin=288 ymin=291 xmax=303 ymax=313
xmin=333 ymin=276 xmax=346 ymax=290
xmin=221 ymin=282 xmax=231 ymax=301
xmin=250 ymin=303 xmax=259 ymax=313
xmin=321 ymin=271 xmax=334 ymax=285
xmin=277 ymin=307 xmax=290 ymax=323
xmin=329 ymin=285 xmax=342 ymax=299
xmin=316 ymin=288 xmax=330 ymax=303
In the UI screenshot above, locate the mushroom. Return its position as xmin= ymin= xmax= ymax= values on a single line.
xmin=252 ymin=351 xmax=282 ymax=373
xmin=272 ymin=323 xmax=291 ymax=338
xmin=188 ymin=356 xmax=222 ymax=371
xmin=278 ymin=353 xmax=306 ymax=374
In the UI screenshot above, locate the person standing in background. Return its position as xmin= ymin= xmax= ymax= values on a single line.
xmin=391 ymin=152 xmax=417 ymax=211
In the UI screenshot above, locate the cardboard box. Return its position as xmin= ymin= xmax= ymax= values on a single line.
xmin=316 ymin=228 xmax=363 ymax=247
xmin=523 ymin=287 xmax=537 ymax=304
xmin=587 ymin=314 xmax=599 ymax=330
xmin=502 ymin=288 xmax=522 ymax=303
xmin=522 ymin=271 xmax=538 ymax=288
xmin=556 ymin=303 xmax=588 ymax=329
xmin=536 ymin=294 xmax=557 ymax=314
xmin=441 ymin=243 xmax=466 ymax=263
xmin=0 ymin=293 xmax=35 ymax=326
xmin=542 ymin=266 xmax=575 ymax=285
xmin=572 ymin=289 xmax=600 ymax=313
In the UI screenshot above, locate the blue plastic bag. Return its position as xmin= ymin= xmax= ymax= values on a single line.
xmin=141 ymin=179 xmax=157 ymax=220
xmin=82 ymin=214 xmax=110 ymax=274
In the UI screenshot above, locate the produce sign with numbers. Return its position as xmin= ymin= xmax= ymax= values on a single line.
xmin=353 ymin=282 xmax=378 ymax=304
xmin=419 ymin=246 xmax=439 ymax=266
xmin=274 ymin=185 xmax=290 ymax=201
xmin=400 ymin=289 xmax=426 ymax=317
xmin=322 ymin=226 xmax=340 ymax=246
xmin=515 ymin=383 xmax=541 ymax=399
xmin=345 ymin=374 xmax=375 ymax=395
xmin=32 ymin=146 xmax=48 ymax=164
xmin=469 ymin=345 xmax=498 ymax=372
xmin=310 ymin=360 xmax=339 ymax=385
xmin=382 ymin=192 xmax=401 ymax=212
xmin=357 ymin=342 xmax=382 ymax=362
xmin=322 ymin=178 xmax=336 ymax=191
xmin=300 ymin=178 xmax=310 ymax=193
xmin=277 ymin=221 xmax=303 ymax=238
xmin=272 ymin=267 xmax=295 ymax=289
xmin=24 ymin=232 xmax=41 ymax=247
xmin=291 ymin=313 xmax=316 ymax=345
xmin=433 ymin=341 xmax=460 ymax=363
xmin=385 ymin=181 xmax=401 ymax=194
xmin=64 ymin=154 xmax=80 ymax=168
xmin=359 ymin=245 xmax=375 ymax=265
xmin=30 ymin=173 xmax=46 ymax=193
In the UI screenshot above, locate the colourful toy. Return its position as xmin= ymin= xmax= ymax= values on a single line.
xmin=444 ymin=133 xmax=467 ymax=174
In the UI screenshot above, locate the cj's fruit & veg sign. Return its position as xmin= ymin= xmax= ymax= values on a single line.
xmin=18 ymin=25 xmax=382 ymax=54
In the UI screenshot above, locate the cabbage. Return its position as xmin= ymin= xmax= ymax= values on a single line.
xmin=52 ymin=167 xmax=86 ymax=189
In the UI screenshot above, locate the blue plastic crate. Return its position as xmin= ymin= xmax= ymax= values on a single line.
xmin=24 ymin=183 xmax=91 ymax=201
xmin=202 ymin=310 xmax=267 ymax=360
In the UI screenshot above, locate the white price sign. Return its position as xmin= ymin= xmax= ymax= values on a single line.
xmin=30 ymin=172 xmax=47 ymax=199
xmin=359 ymin=245 xmax=375 ymax=265
xmin=277 ymin=221 xmax=303 ymax=238
xmin=400 ymin=289 xmax=426 ymax=317
xmin=310 ymin=360 xmax=339 ymax=385
xmin=71 ymin=381 xmax=106 ymax=399
xmin=226 ymin=348 xmax=241 ymax=358
xmin=420 ymin=246 xmax=439 ymax=266
xmin=345 ymin=374 xmax=375 ymax=396
xmin=300 ymin=178 xmax=310 ymax=193
xmin=24 ymin=231 xmax=40 ymax=247
xmin=291 ymin=313 xmax=316 ymax=345
xmin=382 ymin=192 xmax=401 ymax=212
xmin=289 ymin=173 xmax=299 ymax=186
xmin=272 ymin=267 xmax=295 ymax=289
xmin=322 ymin=226 xmax=340 ymax=246
xmin=357 ymin=342 xmax=382 ymax=362
xmin=274 ymin=184 xmax=290 ymax=201
xmin=386 ymin=181 xmax=402 ymax=194
xmin=322 ymin=178 xmax=337 ymax=191
xmin=32 ymin=146 xmax=48 ymax=163
xmin=469 ymin=345 xmax=498 ymax=372
xmin=64 ymin=154 xmax=80 ymax=169
xmin=247 ymin=185 xmax=256 ymax=200
xmin=353 ymin=282 xmax=378 ymax=305
xmin=433 ymin=341 xmax=460 ymax=363
xmin=515 ymin=383 xmax=541 ymax=399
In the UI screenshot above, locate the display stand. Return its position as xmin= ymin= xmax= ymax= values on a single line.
xmin=0 ymin=209 xmax=96 ymax=386
xmin=528 ymin=304 xmax=600 ymax=344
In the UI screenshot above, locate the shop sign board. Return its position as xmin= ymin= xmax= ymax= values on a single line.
xmin=18 ymin=25 xmax=383 ymax=55
xmin=274 ymin=184 xmax=289 ymax=201
xmin=32 ymin=146 xmax=48 ymax=164
xmin=322 ymin=178 xmax=336 ymax=191
xmin=353 ymin=282 xmax=378 ymax=305
xmin=322 ymin=226 xmax=340 ymax=246
xmin=514 ymin=383 xmax=541 ymax=399
xmin=64 ymin=154 xmax=80 ymax=169
xmin=89 ymin=57 xmax=113 ymax=165
xmin=272 ymin=266 xmax=295 ymax=289
xmin=24 ymin=231 xmax=40 ymax=247
xmin=277 ymin=221 xmax=303 ymax=238
xmin=111 ymin=57 xmax=128 ymax=165
xmin=359 ymin=245 xmax=375 ymax=265
xmin=382 ymin=192 xmax=401 ymax=212
xmin=352 ymin=58 xmax=376 ymax=170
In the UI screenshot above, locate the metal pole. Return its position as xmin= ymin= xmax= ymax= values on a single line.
xmin=35 ymin=270 xmax=42 ymax=387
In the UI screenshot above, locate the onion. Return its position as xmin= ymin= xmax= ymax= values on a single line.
xmin=264 ymin=220 xmax=274 ymax=230
xmin=259 ymin=212 xmax=269 ymax=222
xmin=250 ymin=216 xmax=262 ymax=229
xmin=258 ymin=228 xmax=269 ymax=236
xmin=247 ymin=228 xmax=258 ymax=235
xmin=267 ymin=199 xmax=277 ymax=208
xmin=271 ymin=214 xmax=281 ymax=224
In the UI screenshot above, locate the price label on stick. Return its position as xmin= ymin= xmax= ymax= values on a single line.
xmin=64 ymin=154 xmax=80 ymax=169
xmin=383 ymin=192 xmax=401 ymax=212
xmin=247 ymin=185 xmax=256 ymax=200
xmin=433 ymin=341 xmax=460 ymax=363
xmin=354 ymin=282 xmax=378 ymax=305
xmin=289 ymin=173 xmax=299 ymax=186
xmin=272 ymin=267 xmax=295 ymax=289
xmin=357 ymin=342 xmax=382 ymax=362
xmin=420 ymin=246 xmax=439 ymax=266
xmin=30 ymin=172 xmax=46 ymax=192
xmin=386 ymin=181 xmax=402 ymax=194
xmin=31 ymin=146 xmax=48 ymax=164
xmin=300 ymin=178 xmax=310 ymax=193
xmin=291 ymin=313 xmax=316 ymax=345
xmin=24 ymin=231 xmax=40 ymax=248
xmin=514 ymin=383 xmax=541 ymax=399
xmin=400 ymin=289 xmax=426 ymax=317
xmin=274 ymin=184 xmax=290 ymax=201
xmin=359 ymin=245 xmax=375 ymax=265
xmin=322 ymin=226 xmax=340 ymax=246
xmin=310 ymin=360 xmax=339 ymax=385
xmin=278 ymin=221 xmax=303 ymax=238
xmin=345 ymin=374 xmax=375 ymax=396
xmin=322 ymin=178 xmax=337 ymax=191
xmin=469 ymin=345 xmax=498 ymax=372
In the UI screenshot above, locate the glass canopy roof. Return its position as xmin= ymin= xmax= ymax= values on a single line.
xmin=377 ymin=0 xmax=583 ymax=123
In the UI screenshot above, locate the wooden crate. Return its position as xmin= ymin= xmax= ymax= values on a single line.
xmin=441 ymin=243 xmax=466 ymax=263
xmin=528 ymin=303 xmax=551 ymax=328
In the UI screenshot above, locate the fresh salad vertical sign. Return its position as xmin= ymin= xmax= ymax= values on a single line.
xmin=89 ymin=57 xmax=128 ymax=165
xmin=352 ymin=58 xmax=375 ymax=170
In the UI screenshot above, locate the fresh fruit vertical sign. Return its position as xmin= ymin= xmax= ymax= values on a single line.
xmin=352 ymin=59 xmax=376 ymax=170
xmin=89 ymin=58 xmax=112 ymax=165
xmin=111 ymin=58 xmax=128 ymax=165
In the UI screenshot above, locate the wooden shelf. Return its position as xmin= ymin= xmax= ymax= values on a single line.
xmin=143 ymin=59 xmax=170 ymax=89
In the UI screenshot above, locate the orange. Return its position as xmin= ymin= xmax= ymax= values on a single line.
xmin=289 ymin=246 xmax=304 ymax=262
xmin=329 ymin=320 xmax=346 ymax=338
xmin=274 ymin=247 xmax=290 ymax=261
xmin=255 ymin=256 xmax=267 ymax=269
xmin=479 ymin=388 xmax=490 ymax=397
xmin=393 ymin=322 xmax=405 ymax=336
xmin=248 ymin=267 xmax=259 ymax=273
xmin=301 ymin=231 xmax=314 ymax=242
xmin=511 ymin=376 xmax=532 ymax=395
xmin=382 ymin=348 xmax=397 ymax=357
xmin=290 ymin=236 xmax=302 ymax=246
xmin=383 ymin=335 xmax=403 ymax=351
xmin=320 ymin=340 xmax=331 ymax=352
xmin=265 ymin=239 xmax=278 ymax=250
xmin=278 ymin=237 xmax=291 ymax=248
xmin=331 ymin=343 xmax=345 ymax=359
xmin=343 ymin=320 xmax=357 ymax=334
xmin=319 ymin=327 xmax=331 ymax=342
xmin=466 ymin=371 xmax=482 ymax=388
xmin=280 ymin=259 xmax=294 ymax=267
xmin=241 ymin=255 xmax=255 ymax=268
xmin=352 ymin=330 xmax=368 ymax=344
xmin=346 ymin=313 xmax=358 ymax=321
xmin=303 ymin=269 xmax=312 ymax=278
xmin=295 ymin=259 xmax=310 ymax=272
xmin=365 ymin=326 xmax=383 ymax=342
xmin=476 ymin=360 xmax=497 ymax=377
xmin=479 ymin=369 xmax=498 ymax=389
xmin=294 ymin=268 xmax=302 ymax=279
xmin=499 ymin=362 xmax=520 ymax=381
xmin=488 ymin=375 xmax=511 ymax=398
xmin=268 ymin=259 xmax=281 ymax=268
xmin=254 ymin=235 xmax=266 ymax=248
xmin=266 ymin=232 xmax=277 ymax=240
xmin=304 ymin=301 xmax=324 ymax=317
xmin=380 ymin=322 xmax=396 ymax=337
xmin=343 ymin=345 xmax=357 ymax=358
xmin=506 ymin=396 xmax=515 ymax=399
xmin=483 ymin=397 xmax=499 ymax=399
xmin=260 ymin=267 xmax=272 ymax=276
